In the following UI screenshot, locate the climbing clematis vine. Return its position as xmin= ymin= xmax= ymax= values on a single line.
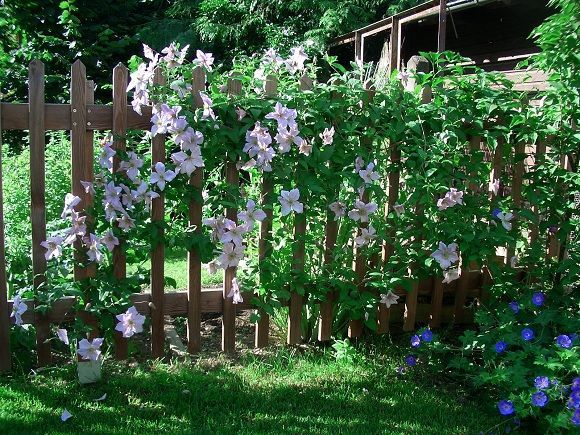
xmin=115 ymin=306 xmax=146 ymax=338
xmin=431 ymin=242 xmax=459 ymax=269
xmin=77 ymin=338 xmax=104 ymax=361
xmin=41 ymin=236 xmax=64 ymax=261
xmin=218 ymin=243 xmax=246 ymax=269
xmin=150 ymin=162 xmax=176 ymax=191
xmin=238 ymin=200 xmax=266 ymax=228
xmin=348 ymin=200 xmax=378 ymax=223
xmin=228 ymin=278 xmax=244 ymax=304
xmin=11 ymin=294 xmax=27 ymax=326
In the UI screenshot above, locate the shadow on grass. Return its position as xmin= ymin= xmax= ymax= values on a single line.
xmin=0 ymin=353 xmax=503 ymax=435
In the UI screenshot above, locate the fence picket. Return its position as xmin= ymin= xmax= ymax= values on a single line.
xmin=112 ymin=63 xmax=129 ymax=360
xmin=28 ymin=60 xmax=52 ymax=366
xmin=0 ymin=100 xmax=10 ymax=372
xmin=150 ymin=67 xmax=166 ymax=358
xmin=222 ymin=78 xmax=242 ymax=353
xmin=254 ymin=76 xmax=277 ymax=348
xmin=187 ymin=66 xmax=205 ymax=354
xmin=530 ymin=141 xmax=546 ymax=244
xmin=287 ymin=75 xmax=313 ymax=345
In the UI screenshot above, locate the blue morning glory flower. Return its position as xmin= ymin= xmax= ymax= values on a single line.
xmin=531 ymin=391 xmax=548 ymax=407
xmin=508 ymin=301 xmax=519 ymax=314
xmin=573 ymin=409 xmax=580 ymax=426
xmin=534 ymin=376 xmax=550 ymax=390
xmin=421 ymin=329 xmax=433 ymax=343
xmin=531 ymin=292 xmax=545 ymax=307
xmin=572 ymin=377 xmax=580 ymax=391
xmin=497 ymin=400 xmax=515 ymax=416
xmin=569 ymin=390 xmax=580 ymax=409
xmin=405 ymin=355 xmax=417 ymax=366
xmin=495 ymin=340 xmax=508 ymax=354
xmin=492 ymin=208 xmax=502 ymax=218
xmin=410 ymin=335 xmax=421 ymax=348
xmin=521 ymin=328 xmax=535 ymax=341
xmin=556 ymin=334 xmax=572 ymax=349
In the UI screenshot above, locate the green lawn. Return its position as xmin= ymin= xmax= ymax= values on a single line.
xmin=0 ymin=343 xmax=503 ymax=434
xmin=128 ymin=248 xmax=223 ymax=290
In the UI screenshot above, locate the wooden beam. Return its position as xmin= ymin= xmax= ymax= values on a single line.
xmin=438 ymin=0 xmax=447 ymax=52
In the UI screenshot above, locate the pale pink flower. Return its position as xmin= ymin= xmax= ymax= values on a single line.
xmin=115 ymin=306 xmax=145 ymax=338
xmin=262 ymin=48 xmax=284 ymax=67
xmin=380 ymin=291 xmax=399 ymax=308
xmin=320 ymin=126 xmax=335 ymax=145
xmin=11 ymin=294 xmax=27 ymax=326
xmin=61 ymin=193 xmax=81 ymax=218
xmin=170 ymin=79 xmax=192 ymax=99
xmin=359 ymin=162 xmax=380 ymax=184
xmin=118 ymin=152 xmax=144 ymax=181
xmin=41 ymin=236 xmax=64 ymax=261
xmin=171 ymin=149 xmax=204 ymax=176
xmin=150 ymin=162 xmax=176 ymax=191
xmin=348 ymin=200 xmax=378 ymax=223
xmin=354 ymin=225 xmax=377 ymax=247
xmin=207 ymin=260 xmax=218 ymax=275
xmin=437 ymin=188 xmax=464 ymax=210
xmin=497 ymin=211 xmax=513 ymax=231
xmin=64 ymin=212 xmax=87 ymax=245
xmin=117 ymin=213 xmax=135 ymax=231
xmin=199 ymin=92 xmax=216 ymax=121
xmin=285 ymin=46 xmax=308 ymax=73
xmin=195 ymin=50 xmax=214 ymax=71
xmin=235 ymin=107 xmax=247 ymax=121
xmin=181 ymin=130 xmax=204 ymax=152
xmin=299 ymin=140 xmax=312 ymax=156
xmin=104 ymin=181 xmax=123 ymax=210
xmin=431 ymin=242 xmax=459 ymax=269
xmin=98 ymin=142 xmax=115 ymax=170
xmin=392 ymin=204 xmax=405 ymax=217
xmin=238 ymin=200 xmax=266 ymax=227
xmin=77 ymin=337 xmax=104 ymax=361
xmin=203 ymin=217 xmax=228 ymax=241
xmin=85 ymin=234 xmax=103 ymax=263
xmin=354 ymin=156 xmax=365 ymax=172
xmin=510 ymin=255 xmax=518 ymax=268
xmin=329 ymin=201 xmax=346 ymax=220
xmin=218 ymin=242 xmax=245 ymax=269
xmin=57 ymin=328 xmax=69 ymax=345
xmin=279 ymin=189 xmax=303 ymax=216
xmin=265 ymin=102 xmax=297 ymax=129
xmin=100 ymin=230 xmax=119 ymax=252
xmin=161 ymin=42 xmax=189 ymax=68
xmin=80 ymin=181 xmax=96 ymax=196
xmin=274 ymin=125 xmax=302 ymax=153
xmin=442 ymin=268 xmax=461 ymax=284
xmin=220 ymin=221 xmax=248 ymax=247
xmin=227 ymin=278 xmax=244 ymax=304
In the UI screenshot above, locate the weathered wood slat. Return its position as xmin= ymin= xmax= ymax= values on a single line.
xmin=187 ymin=66 xmax=205 ymax=354
xmin=222 ymin=78 xmax=243 ymax=353
xmin=29 ymin=60 xmax=52 ymax=366
xmin=429 ymin=279 xmax=445 ymax=328
xmin=318 ymin=212 xmax=338 ymax=341
xmin=507 ymin=141 xmax=525 ymax=260
xmin=0 ymin=102 xmax=152 ymax=131
xmin=0 ymin=99 xmax=11 ymax=372
xmin=255 ymin=76 xmax=277 ymax=348
xmin=530 ymin=141 xmax=546 ymax=244
xmin=150 ymin=67 xmax=166 ymax=359
xmin=112 ymin=63 xmax=129 ymax=360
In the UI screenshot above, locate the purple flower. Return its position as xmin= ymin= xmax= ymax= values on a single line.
xmin=534 ymin=376 xmax=550 ymax=390
xmin=531 ymin=391 xmax=548 ymax=407
xmin=573 ymin=409 xmax=580 ymax=426
xmin=495 ymin=340 xmax=508 ymax=354
xmin=531 ymin=292 xmax=545 ymax=307
xmin=556 ymin=334 xmax=572 ymax=349
xmin=497 ymin=400 xmax=515 ymax=416
xmin=410 ymin=335 xmax=421 ymax=348
xmin=521 ymin=328 xmax=535 ymax=341
xmin=569 ymin=390 xmax=580 ymax=409
xmin=508 ymin=301 xmax=520 ymax=314
xmin=572 ymin=377 xmax=580 ymax=391
xmin=421 ymin=329 xmax=433 ymax=343
xmin=405 ymin=355 xmax=417 ymax=366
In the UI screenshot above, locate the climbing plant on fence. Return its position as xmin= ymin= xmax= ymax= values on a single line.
xmin=0 ymin=39 xmax=577 ymax=429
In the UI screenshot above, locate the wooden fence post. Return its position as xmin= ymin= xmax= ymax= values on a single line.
xmin=222 ymin=77 xmax=242 ymax=353
xmin=287 ymin=74 xmax=313 ymax=345
xmin=255 ymin=75 xmax=277 ymax=348
xmin=112 ymin=63 xmax=129 ymax=360
xmin=0 ymin=99 xmax=10 ymax=372
xmin=187 ymin=66 xmax=205 ymax=354
xmin=29 ymin=60 xmax=52 ymax=366
xmin=150 ymin=67 xmax=166 ymax=359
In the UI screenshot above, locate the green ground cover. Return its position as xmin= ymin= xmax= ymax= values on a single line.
xmin=0 ymin=343 xmax=502 ymax=434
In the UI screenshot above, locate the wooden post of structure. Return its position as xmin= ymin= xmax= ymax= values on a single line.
xmin=437 ymin=0 xmax=447 ymax=53
xmin=255 ymin=75 xmax=277 ymax=348
xmin=0 ymin=98 xmax=11 ymax=372
xmin=112 ymin=63 xmax=129 ymax=360
xmin=187 ymin=66 xmax=205 ymax=354
xmin=150 ymin=67 xmax=166 ymax=359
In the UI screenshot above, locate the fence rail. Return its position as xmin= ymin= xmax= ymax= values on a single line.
xmin=0 ymin=58 xmax=556 ymax=373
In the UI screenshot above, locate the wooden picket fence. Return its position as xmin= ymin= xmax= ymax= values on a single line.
xmin=0 ymin=59 xmax=558 ymax=373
